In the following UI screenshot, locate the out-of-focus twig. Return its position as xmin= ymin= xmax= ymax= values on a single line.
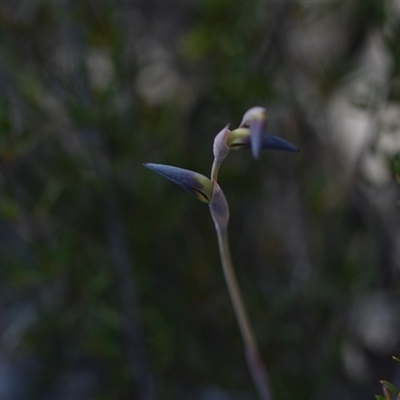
xmin=84 ymin=129 xmax=155 ymax=400
xmin=60 ymin=2 xmax=155 ymax=397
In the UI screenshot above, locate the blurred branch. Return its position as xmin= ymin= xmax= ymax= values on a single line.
xmin=84 ymin=128 xmax=155 ymax=400
xmin=103 ymin=186 xmax=155 ymax=400
xmin=58 ymin=2 xmax=155 ymax=397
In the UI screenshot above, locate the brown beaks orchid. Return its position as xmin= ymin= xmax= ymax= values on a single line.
xmin=144 ymin=107 xmax=299 ymax=400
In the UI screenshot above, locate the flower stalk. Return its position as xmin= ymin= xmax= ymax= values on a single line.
xmin=211 ymin=211 xmax=274 ymax=400
xmin=209 ymin=140 xmax=274 ymax=400
xmin=144 ymin=107 xmax=299 ymax=400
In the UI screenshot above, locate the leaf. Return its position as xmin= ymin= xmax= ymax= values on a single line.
xmin=0 ymin=197 xmax=22 ymax=219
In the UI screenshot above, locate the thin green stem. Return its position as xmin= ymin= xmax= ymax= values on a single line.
xmin=211 ymin=159 xmax=221 ymax=182
xmin=214 ymin=224 xmax=274 ymax=400
xmin=215 ymin=226 xmax=255 ymax=348
xmin=209 ymin=154 xmax=274 ymax=399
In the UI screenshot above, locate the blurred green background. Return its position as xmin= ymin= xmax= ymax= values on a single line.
xmin=0 ymin=1 xmax=400 ymax=399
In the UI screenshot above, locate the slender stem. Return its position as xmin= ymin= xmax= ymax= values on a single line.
xmin=214 ymin=224 xmax=274 ymax=400
xmin=215 ymin=227 xmax=255 ymax=348
xmin=211 ymin=159 xmax=221 ymax=182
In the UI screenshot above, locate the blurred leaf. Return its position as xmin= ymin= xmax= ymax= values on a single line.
xmin=181 ymin=28 xmax=213 ymax=60
xmin=34 ymin=180 xmax=63 ymax=215
xmin=0 ymin=196 xmax=22 ymax=219
xmin=394 ymin=155 xmax=400 ymax=184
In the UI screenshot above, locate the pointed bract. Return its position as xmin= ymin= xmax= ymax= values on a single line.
xmin=213 ymin=124 xmax=230 ymax=164
xmin=209 ymin=182 xmax=229 ymax=231
xmin=143 ymin=163 xmax=213 ymax=203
